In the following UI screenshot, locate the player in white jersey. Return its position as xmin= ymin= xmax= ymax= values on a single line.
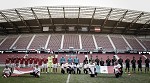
xmin=114 ymin=62 xmax=123 ymax=78
xmin=2 ymin=66 xmax=11 ymax=78
xmin=30 ymin=65 xmax=40 ymax=78
xmin=88 ymin=60 xmax=97 ymax=77
xmin=61 ymin=63 xmax=66 ymax=74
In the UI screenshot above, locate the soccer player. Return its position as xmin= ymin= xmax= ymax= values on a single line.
xmin=60 ymin=56 xmax=66 ymax=66
xmin=83 ymin=57 xmax=89 ymax=74
xmin=30 ymin=65 xmax=40 ymax=78
xmin=112 ymin=56 xmax=117 ymax=66
xmin=76 ymin=63 xmax=81 ymax=74
xmin=100 ymin=58 xmax=104 ymax=66
xmin=15 ymin=56 xmax=20 ymax=67
xmin=118 ymin=57 xmax=123 ymax=70
xmin=145 ymin=57 xmax=149 ymax=73
xmin=125 ymin=57 xmax=130 ymax=73
xmin=5 ymin=57 xmax=10 ymax=67
xmin=61 ymin=63 xmax=66 ymax=74
xmin=95 ymin=56 xmax=100 ymax=66
xmin=83 ymin=61 xmax=88 ymax=74
xmin=10 ymin=55 xmax=15 ymax=72
xmin=52 ymin=55 xmax=58 ymax=73
xmin=83 ymin=57 xmax=88 ymax=65
xmin=38 ymin=57 xmax=43 ymax=72
xmin=106 ymin=56 xmax=111 ymax=66
xmin=29 ymin=57 xmax=34 ymax=68
xmin=114 ymin=62 xmax=122 ymax=78
xmin=43 ymin=56 xmax=48 ymax=73
xmin=89 ymin=60 xmax=97 ymax=77
xmin=72 ymin=63 xmax=77 ymax=74
xmin=89 ymin=55 xmax=93 ymax=63
xmin=2 ymin=66 xmax=11 ymax=78
xmin=25 ymin=57 xmax=29 ymax=68
xmin=33 ymin=56 xmax=39 ymax=67
xmin=131 ymin=57 xmax=136 ymax=73
xmin=67 ymin=56 xmax=73 ymax=64
xmin=74 ymin=56 xmax=79 ymax=66
xmin=67 ymin=63 xmax=73 ymax=74
xmin=20 ymin=57 xmax=25 ymax=68
xmin=137 ymin=57 xmax=142 ymax=72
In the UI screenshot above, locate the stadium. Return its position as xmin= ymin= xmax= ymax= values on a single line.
xmin=0 ymin=0 xmax=150 ymax=83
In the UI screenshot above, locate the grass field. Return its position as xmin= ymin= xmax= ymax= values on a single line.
xmin=0 ymin=67 xmax=150 ymax=83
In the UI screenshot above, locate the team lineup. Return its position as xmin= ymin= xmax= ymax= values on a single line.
xmin=2 ymin=54 xmax=150 ymax=78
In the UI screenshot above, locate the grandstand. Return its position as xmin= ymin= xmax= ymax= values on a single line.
xmin=0 ymin=6 xmax=150 ymax=64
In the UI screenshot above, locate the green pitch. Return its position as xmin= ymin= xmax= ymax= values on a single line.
xmin=0 ymin=67 xmax=150 ymax=83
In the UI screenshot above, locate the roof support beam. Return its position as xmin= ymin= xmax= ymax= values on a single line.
xmin=15 ymin=9 xmax=31 ymax=32
xmin=63 ymin=7 xmax=66 ymax=26
xmin=31 ymin=8 xmax=43 ymax=32
xmin=77 ymin=7 xmax=80 ymax=25
xmin=47 ymin=7 xmax=54 ymax=26
xmin=101 ymin=8 xmax=112 ymax=30
xmin=0 ymin=11 xmax=19 ymax=33
xmin=111 ymin=10 xmax=128 ymax=33
xmin=123 ymin=12 xmax=144 ymax=34
xmin=89 ymin=8 xmax=96 ymax=28
xmin=140 ymin=20 xmax=150 ymax=30
xmin=47 ymin=7 xmax=55 ymax=32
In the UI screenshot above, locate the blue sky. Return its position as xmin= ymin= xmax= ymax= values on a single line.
xmin=0 ymin=0 xmax=149 ymax=12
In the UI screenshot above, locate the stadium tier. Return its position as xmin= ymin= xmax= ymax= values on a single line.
xmin=63 ymin=34 xmax=80 ymax=49
xmin=95 ymin=34 xmax=114 ymax=52
xmin=47 ymin=34 xmax=62 ymax=51
xmin=0 ymin=34 xmax=149 ymax=52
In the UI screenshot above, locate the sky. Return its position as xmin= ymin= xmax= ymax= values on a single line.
xmin=0 ymin=0 xmax=149 ymax=12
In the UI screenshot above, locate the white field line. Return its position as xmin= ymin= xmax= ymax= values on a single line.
xmin=66 ymin=74 xmax=71 ymax=83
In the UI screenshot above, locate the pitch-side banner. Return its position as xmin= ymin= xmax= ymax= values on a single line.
xmin=96 ymin=65 xmax=114 ymax=74
xmin=12 ymin=67 xmax=34 ymax=76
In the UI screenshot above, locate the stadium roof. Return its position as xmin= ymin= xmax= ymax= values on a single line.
xmin=0 ymin=6 xmax=150 ymax=35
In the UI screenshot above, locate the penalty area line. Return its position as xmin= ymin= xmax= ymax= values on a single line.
xmin=66 ymin=74 xmax=71 ymax=83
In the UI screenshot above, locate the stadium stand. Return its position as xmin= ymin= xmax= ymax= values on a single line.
xmin=124 ymin=35 xmax=145 ymax=52
xmin=94 ymin=34 xmax=114 ymax=52
xmin=47 ymin=34 xmax=62 ymax=51
xmin=110 ymin=34 xmax=129 ymax=52
xmin=29 ymin=34 xmax=49 ymax=50
xmin=63 ymin=34 xmax=80 ymax=49
xmin=138 ymin=38 xmax=150 ymax=51
xmin=12 ymin=34 xmax=33 ymax=49
xmin=81 ymin=34 xmax=96 ymax=51
xmin=0 ymin=35 xmax=19 ymax=50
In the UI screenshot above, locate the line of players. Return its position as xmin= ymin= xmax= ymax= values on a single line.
xmin=91 ymin=55 xmax=150 ymax=73
xmin=5 ymin=54 xmax=150 ymax=74
xmin=60 ymin=55 xmax=150 ymax=74
xmin=87 ymin=55 xmax=149 ymax=73
xmin=5 ymin=55 xmax=48 ymax=73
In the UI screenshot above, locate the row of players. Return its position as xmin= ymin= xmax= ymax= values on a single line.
xmin=82 ymin=55 xmax=150 ymax=73
xmin=5 ymin=54 xmax=150 ymax=73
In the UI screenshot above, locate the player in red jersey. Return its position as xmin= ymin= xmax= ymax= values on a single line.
xmin=43 ymin=55 xmax=48 ymax=73
xmin=20 ymin=57 xmax=25 ymax=68
xmin=28 ymin=57 xmax=34 ymax=67
xmin=25 ymin=58 xmax=29 ymax=68
xmin=7 ymin=55 xmax=11 ymax=67
xmin=38 ymin=57 xmax=43 ymax=72
xmin=52 ymin=55 xmax=58 ymax=73
xmin=10 ymin=55 xmax=16 ymax=72
xmin=33 ymin=55 xmax=39 ymax=67
xmin=15 ymin=56 xmax=20 ymax=67
xmin=5 ymin=56 xmax=10 ymax=67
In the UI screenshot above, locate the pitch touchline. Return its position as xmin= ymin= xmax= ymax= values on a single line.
xmin=66 ymin=74 xmax=71 ymax=83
